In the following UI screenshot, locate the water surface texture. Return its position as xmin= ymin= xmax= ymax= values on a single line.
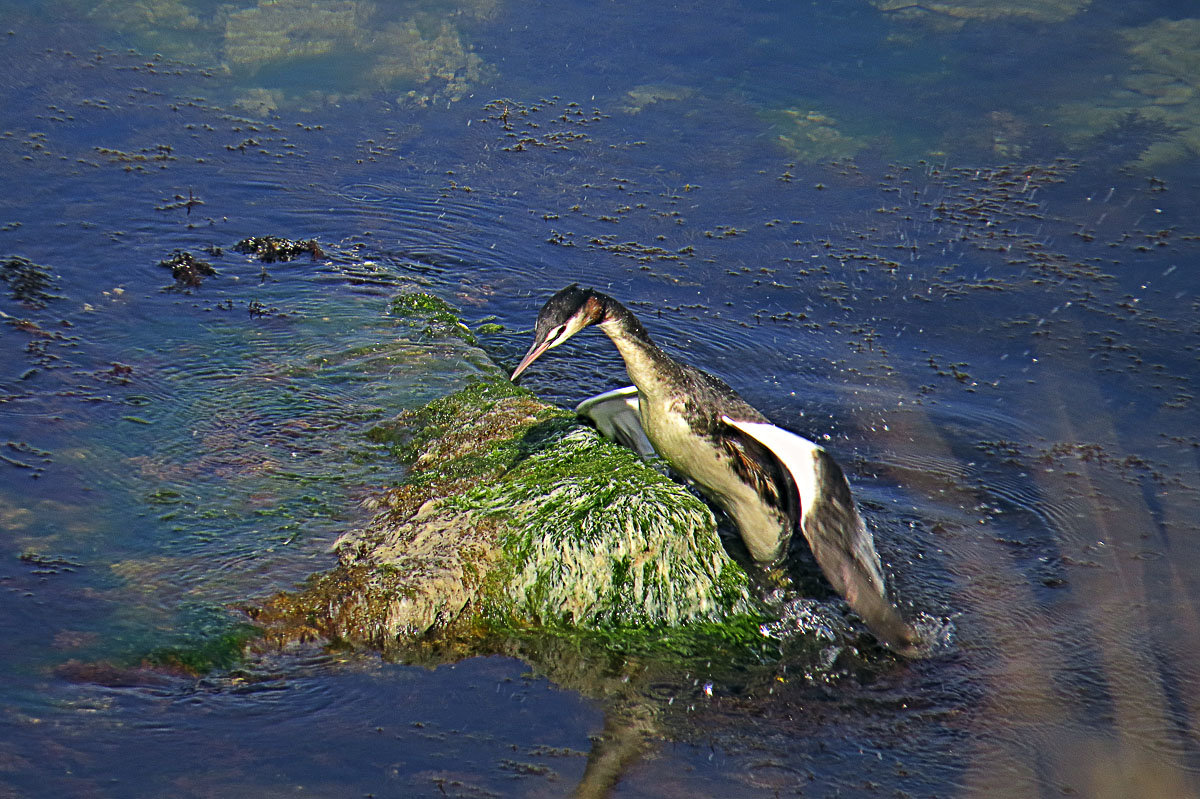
xmin=2 ymin=0 xmax=1199 ymax=796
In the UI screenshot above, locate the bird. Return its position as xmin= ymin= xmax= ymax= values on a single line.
xmin=510 ymin=284 xmax=922 ymax=656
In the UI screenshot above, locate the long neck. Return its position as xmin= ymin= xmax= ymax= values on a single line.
xmin=593 ymin=293 xmax=680 ymax=393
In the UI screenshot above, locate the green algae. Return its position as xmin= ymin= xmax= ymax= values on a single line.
xmin=388 ymin=292 xmax=479 ymax=345
xmin=143 ymin=607 xmax=262 ymax=674
xmin=64 ymin=604 xmax=264 ymax=679
xmin=259 ymin=362 xmax=764 ymax=656
xmin=466 ymin=424 xmax=757 ymax=627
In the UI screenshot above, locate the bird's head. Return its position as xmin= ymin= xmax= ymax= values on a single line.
xmin=510 ymin=284 xmax=606 ymax=381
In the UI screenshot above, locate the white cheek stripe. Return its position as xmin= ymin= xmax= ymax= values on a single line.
xmin=720 ymin=416 xmax=822 ymax=521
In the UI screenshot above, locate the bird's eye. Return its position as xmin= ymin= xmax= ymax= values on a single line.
xmin=546 ymin=325 xmax=566 ymax=345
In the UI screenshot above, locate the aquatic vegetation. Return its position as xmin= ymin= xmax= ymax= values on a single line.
xmin=84 ymin=0 xmax=489 ymax=109
xmin=389 ymin=292 xmax=477 ymax=343
xmin=1054 ymin=17 xmax=1200 ymax=168
xmin=87 ymin=0 xmax=215 ymax=66
xmin=1 ymin=442 xmax=52 ymax=476
xmin=222 ymin=0 xmax=362 ymax=69
xmin=1122 ymin=17 xmax=1200 ymax=87
xmin=222 ymin=0 xmax=486 ymax=106
xmin=233 ymin=235 xmax=324 ymax=262
xmin=231 ymin=87 xmax=283 ymax=118
xmin=158 ymin=249 xmax=216 ymax=289
xmin=480 ymin=97 xmax=609 ymax=151
xmin=0 ymin=256 xmax=61 ymax=307
xmin=618 ymin=84 xmax=696 ymax=115
xmin=364 ymin=18 xmax=485 ymax=105
xmin=765 ymin=108 xmax=868 ymax=162
xmin=94 ymin=144 xmax=177 ymax=172
xmin=258 ymin=370 xmax=763 ymax=648
xmin=141 ymin=604 xmax=262 ymax=674
xmin=58 ymin=604 xmax=262 ymax=678
xmin=872 ymin=0 xmax=1091 ymax=26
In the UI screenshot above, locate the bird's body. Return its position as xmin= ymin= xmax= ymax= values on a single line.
xmin=605 ymin=311 xmax=794 ymax=564
xmin=512 ymin=285 xmax=921 ymax=656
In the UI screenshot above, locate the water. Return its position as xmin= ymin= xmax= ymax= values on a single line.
xmin=2 ymin=0 xmax=1199 ymax=795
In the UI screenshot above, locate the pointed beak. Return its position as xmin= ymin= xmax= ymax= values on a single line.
xmin=510 ymin=337 xmax=553 ymax=382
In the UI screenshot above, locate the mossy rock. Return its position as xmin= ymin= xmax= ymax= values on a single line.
xmin=256 ymin=373 xmax=762 ymax=649
xmin=389 ymin=292 xmax=478 ymax=344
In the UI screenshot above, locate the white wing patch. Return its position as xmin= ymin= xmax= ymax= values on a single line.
xmin=722 ymin=414 xmax=888 ymax=601
xmin=720 ymin=416 xmax=822 ymax=524
xmin=576 ymin=386 xmax=655 ymax=457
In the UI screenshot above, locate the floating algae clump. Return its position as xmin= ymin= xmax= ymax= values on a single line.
xmin=257 ymin=367 xmax=759 ymax=648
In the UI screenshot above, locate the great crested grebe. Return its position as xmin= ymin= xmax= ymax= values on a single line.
xmin=511 ymin=284 xmax=920 ymax=656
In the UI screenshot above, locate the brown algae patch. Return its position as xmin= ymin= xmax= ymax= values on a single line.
xmin=158 ymin=249 xmax=216 ymax=290
xmin=1 ymin=256 xmax=62 ymax=307
xmin=233 ymin=235 xmax=324 ymax=263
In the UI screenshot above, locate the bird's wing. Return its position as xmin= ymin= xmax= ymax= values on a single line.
xmin=717 ymin=425 xmax=795 ymax=520
xmin=721 ymin=416 xmax=922 ymax=656
xmin=576 ymin=386 xmax=656 ymax=457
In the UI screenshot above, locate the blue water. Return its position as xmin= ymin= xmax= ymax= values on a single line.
xmin=2 ymin=0 xmax=1200 ymax=795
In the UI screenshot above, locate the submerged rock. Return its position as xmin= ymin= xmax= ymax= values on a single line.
xmin=871 ymin=0 xmax=1090 ymax=25
xmin=767 ymin=107 xmax=868 ymax=162
xmin=1053 ymin=16 xmax=1200 ymax=168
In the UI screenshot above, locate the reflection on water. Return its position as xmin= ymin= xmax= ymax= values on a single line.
xmin=1 ymin=0 xmax=1199 ymax=795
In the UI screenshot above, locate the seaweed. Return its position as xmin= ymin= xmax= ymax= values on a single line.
xmin=0 ymin=256 xmax=61 ymax=307
xmin=233 ymin=235 xmax=324 ymax=262
xmin=158 ymin=249 xmax=216 ymax=289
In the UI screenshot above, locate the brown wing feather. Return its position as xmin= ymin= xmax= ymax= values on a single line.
xmin=720 ymin=432 xmax=793 ymax=518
